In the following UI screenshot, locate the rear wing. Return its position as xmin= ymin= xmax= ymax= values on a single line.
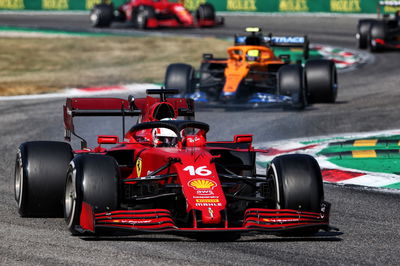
xmin=63 ymin=89 xmax=195 ymax=146
xmin=235 ymin=34 xmax=308 ymax=47
xmin=63 ymin=97 xmax=140 ymax=142
xmin=234 ymin=34 xmax=309 ymax=59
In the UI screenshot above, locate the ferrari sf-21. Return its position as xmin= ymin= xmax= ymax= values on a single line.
xmin=165 ymin=27 xmax=338 ymax=109
xmin=90 ymin=0 xmax=223 ymax=29
xmin=14 ymin=89 xmax=335 ymax=239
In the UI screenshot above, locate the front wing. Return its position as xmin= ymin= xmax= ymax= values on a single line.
xmin=77 ymin=203 xmax=333 ymax=235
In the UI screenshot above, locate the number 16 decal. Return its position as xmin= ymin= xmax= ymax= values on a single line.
xmin=183 ymin=166 xmax=212 ymax=176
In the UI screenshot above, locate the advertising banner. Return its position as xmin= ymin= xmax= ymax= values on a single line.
xmin=0 ymin=0 xmax=395 ymax=14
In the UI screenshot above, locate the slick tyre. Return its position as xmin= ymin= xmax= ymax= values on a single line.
xmin=165 ymin=63 xmax=195 ymax=95
xmin=90 ymin=4 xmax=113 ymax=28
xmin=369 ymin=21 xmax=386 ymax=52
xmin=357 ymin=19 xmax=375 ymax=49
xmin=133 ymin=6 xmax=155 ymax=29
xmin=15 ymin=141 xmax=73 ymax=217
xmin=305 ymin=59 xmax=337 ymax=104
xmin=278 ymin=64 xmax=306 ymax=110
xmin=196 ymin=3 xmax=216 ymax=21
xmin=268 ymin=154 xmax=324 ymax=235
xmin=199 ymin=62 xmax=225 ymax=100
xmin=268 ymin=154 xmax=324 ymax=212
xmin=64 ymin=155 xmax=119 ymax=235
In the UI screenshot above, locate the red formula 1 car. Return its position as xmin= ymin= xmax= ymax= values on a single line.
xmin=90 ymin=0 xmax=223 ymax=29
xmin=14 ymin=89 xmax=335 ymax=239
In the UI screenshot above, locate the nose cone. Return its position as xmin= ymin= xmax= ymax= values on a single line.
xmin=201 ymin=207 xmax=222 ymax=224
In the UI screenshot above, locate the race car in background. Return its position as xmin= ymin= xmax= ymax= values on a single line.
xmin=90 ymin=0 xmax=223 ymax=29
xmin=165 ymin=28 xmax=338 ymax=110
xmin=14 ymin=89 xmax=334 ymax=239
xmin=356 ymin=1 xmax=400 ymax=52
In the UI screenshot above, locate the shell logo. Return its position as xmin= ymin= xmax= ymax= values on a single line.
xmin=188 ymin=179 xmax=217 ymax=190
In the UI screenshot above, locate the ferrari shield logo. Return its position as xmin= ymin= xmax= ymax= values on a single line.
xmin=136 ymin=157 xmax=142 ymax=177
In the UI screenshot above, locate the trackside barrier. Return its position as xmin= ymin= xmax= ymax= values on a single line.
xmin=1 ymin=0 xmax=400 ymax=14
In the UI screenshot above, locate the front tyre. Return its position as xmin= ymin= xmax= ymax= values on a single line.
xmin=268 ymin=154 xmax=324 ymax=236
xmin=133 ymin=6 xmax=155 ymax=29
xmin=278 ymin=64 xmax=306 ymax=110
xmin=15 ymin=141 xmax=73 ymax=217
xmin=196 ymin=3 xmax=216 ymax=25
xmin=267 ymin=154 xmax=324 ymax=236
xmin=90 ymin=4 xmax=114 ymax=28
xmin=268 ymin=154 xmax=324 ymax=213
xmin=64 ymin=155 xmax=119 ymax=235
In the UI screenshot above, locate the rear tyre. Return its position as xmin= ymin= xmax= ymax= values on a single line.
xmin=268 ymin=154 xmax=324 ymax=235
xmin=90 ymin=4 xmax=114 ymax=28
xmin=64 ymin=155 xmax=119 ymax=235
xmin=278 ymin=64 xmax=306 ymax=110
xmin=305 ymin=59 xmax=337 ymax=104
xmin=15 ymin=141 xmax=73 ymax=217
xmin=133 ymin=6 xmax=155 ymax=29
xmin=199 ymin=61 xmax=225 ymax=100
xmin=369 ymin=21 xmax=386 ymax=52
xmin=165 ymin=63 xmax=195 ymax=95
xmin=357 ymin=19 xmax=375 ymax=49
xmin=196 ymin=3 xmax=216 ymax=21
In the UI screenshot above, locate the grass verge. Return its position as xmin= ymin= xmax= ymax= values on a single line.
xmin=0 ymin=35 xmax=230 ymax=96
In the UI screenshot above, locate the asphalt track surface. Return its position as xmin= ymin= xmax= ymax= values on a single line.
xmin=1 ymin=13 xmax=400 ymax=265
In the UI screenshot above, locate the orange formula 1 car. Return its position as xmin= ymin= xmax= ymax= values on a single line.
xmin=165 ymin=28 xmax=338 ymax=109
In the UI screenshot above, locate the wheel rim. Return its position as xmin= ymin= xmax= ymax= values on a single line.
xmin=14 ymin=155 xmax=23 ymax=206
xmin=64 ymin=172 xmax=76 ymax=227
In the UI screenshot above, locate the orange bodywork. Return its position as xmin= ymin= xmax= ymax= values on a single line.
xmin=217 ymin=45 xmax=285 ymax=94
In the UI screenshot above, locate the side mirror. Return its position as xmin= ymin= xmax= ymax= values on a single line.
xmin=234 ymin=134 xmax=253 ymax=143
xmin=97 ymin=135 xmax=119 ymax=144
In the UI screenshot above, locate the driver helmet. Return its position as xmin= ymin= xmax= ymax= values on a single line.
xmin=152 ymin=119 xmax=178 ymax=147
xmin=246 ymin=49 xmax=260 ymax=62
